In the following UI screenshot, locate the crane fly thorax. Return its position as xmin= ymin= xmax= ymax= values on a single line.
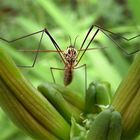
xmin=63 ymin=46 xmax=78 ymax=65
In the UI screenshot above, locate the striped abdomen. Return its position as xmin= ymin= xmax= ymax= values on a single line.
xmin=64 ymin=66 xmax=73 ymax=86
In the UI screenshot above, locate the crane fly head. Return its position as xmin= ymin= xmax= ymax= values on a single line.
xmin=63 ymin=46 xmax=78 ymax=65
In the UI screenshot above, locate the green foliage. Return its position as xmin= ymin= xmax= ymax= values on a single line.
xmin=0 ymin=0 xmax=140 ymax=139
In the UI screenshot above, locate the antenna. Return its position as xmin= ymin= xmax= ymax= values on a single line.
xmin=73 ymin=35 xmax=79 ymax=47
xmin=68 ymin=35 xmax=72 ymax=46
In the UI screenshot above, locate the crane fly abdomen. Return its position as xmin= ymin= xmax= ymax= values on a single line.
xmin=64 ymin=66 xmax=73 ymax=86
xmin=63 ymin=46 xmax=77 ymax=86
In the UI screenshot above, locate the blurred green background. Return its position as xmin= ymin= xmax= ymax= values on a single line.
xmin=0 ymin=0 xmax=140 ymax=140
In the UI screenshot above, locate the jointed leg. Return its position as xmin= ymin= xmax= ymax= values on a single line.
xmin=50 ymin=64 xmax=87 ymax=95
xmin=92 ymin=25 xmax=140 ymax=55
xmin=76 ymin=29 xmax=99 ymax=65
xmin=76 ymin=26 xmax=98 ymax=59
xmin=45 ymin=29 xmax=65 ymax=64
xmin=0 ymin=29 xmax=45 ymax=43
xmin=76 ymin=25 xmax=140 ymax=65
xmin=0 ymin=28 xmax=66 ymax=67
xmin=74 ymin=64 xmax=87 ymax=93
xmin=17 ymin=30 xmax=45 ymax=68
xmin=22 ymin=29 xmax=66 ymax=65
xmin=0 ymin=29 xmax=46 ymax=68
xmin=50 ymin=67 xmax=65 ymax=83
xmin=94 ymin=25 xmax=140 ymax=41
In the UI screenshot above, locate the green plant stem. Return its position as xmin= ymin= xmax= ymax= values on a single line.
xmin=112 ymin=52 xmax=140 ymax=139
xmin=122 ymin=88 xmax=140 ymax=139
xmin=0 ymin=79 xmax=59 ymax=140
xmin=0 ymin=47 xmax=70 ymax=140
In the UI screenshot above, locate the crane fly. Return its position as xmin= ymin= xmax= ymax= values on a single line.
xmin=19 ymin=45 xmax=105 ymax=87
xmin=0 ymin=25 xmax=140 ymax=88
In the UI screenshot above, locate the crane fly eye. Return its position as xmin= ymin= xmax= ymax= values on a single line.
xmin=68 ymin=49 xmax=71 ymax=54
xmin=65 ymin=54 xmax=68 ymax=57
xmin=73 ymin=50 xmax=77 ymax=56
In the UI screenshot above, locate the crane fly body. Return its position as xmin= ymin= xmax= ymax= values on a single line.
xmin=63 ymin=46 xmax=78 ymax=86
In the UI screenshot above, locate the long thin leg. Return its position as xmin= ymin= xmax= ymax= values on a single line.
xmin=22 ymin=29 xmax=66 ymax=67
xmin=93 ymin=25 xmax=140 ymax=55
xmin=97 ymin=28 xmax=139 ymax=55
xmin=0 ymin=28 xmax=66 ymax=67
xmin=17 ymin=30 xmax=45 ymax=68
xmin=74 ymin=64 xmax=87 ymax=94
xmin=94 ymin=25 xmax=140 ymax=41
xmin=76 ymin=29 xmax=99 ymax=66
xmin=76 ymin=25 xmax=140 ymax=66
xmin=50 ymin=67 xmax=65 ymax=83
xmin=76 ymin=25 xmax=94 ymax=59
xmin=0 ymin=29 xmax=45 ymax=43
xmin=50 ymin=64 xmax=87 ymax=94
xmin=0 ymin=29 xmax=45 ymax=68
xmin=45 ymin=29 xmax=66 ymax=64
